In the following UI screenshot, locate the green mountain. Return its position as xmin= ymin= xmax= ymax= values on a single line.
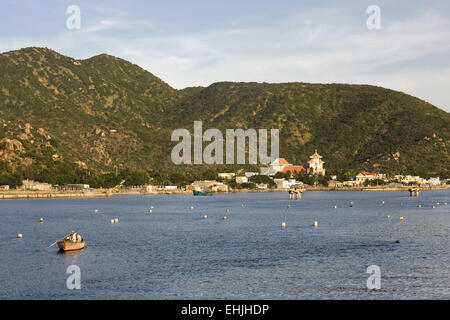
xmin=0 ymin=47 xmax=449 ymax=185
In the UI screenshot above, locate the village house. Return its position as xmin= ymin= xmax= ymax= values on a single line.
xmin=355 ymin=172 xmax=379 ymax=185
xmin=192 ymin=180 xmax=229 ymax=192
xmin=274 ymin=178 xmax=298 ymax=189
xmin=328 ymin=180 xmax=343 ymax=188
xmin=307 ymin=150 xmax=325 ymax=175
xmin=245 ymin=172 xmax=259 ymax=178
xmin=256 ymin=183 xmax=268 ymax=190
xmin=144 ymin=185 xmax=157 ymax=192
xmin=162 ymin=185 xmax=178 ymax=191
xmin=426 ymin=177 xmax=441 ymax=186
xmin=403 ymin=175 xmax=422 ymax=184
xmin=0 ymin=185 xmax=10 ymax=190
xmin=343 ymin=180 xmax=358 ymax=187
xmin=21 ymin=179 xmax=52 ymax=191
xmin=261 ymin=158 xmax=306 ymax=176
xmin=210 ymin=183 xmax=229 ymax=192
xmin=281 ymin=165 xmax=306 ymax=175
xmin=394 ymin=175 xmax=424 ymax=184
xmin=60 ymin=184 xmax=90 ymax=191
xmin=218 ymin=173 xmax=235 ymax=180
xmin=235 ymin=176 xmax=249 ymax=184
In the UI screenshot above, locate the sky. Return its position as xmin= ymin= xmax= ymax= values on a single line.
xmin=1 ymin=0 xmax=449 ymax=112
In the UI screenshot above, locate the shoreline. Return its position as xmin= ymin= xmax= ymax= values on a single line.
xmin=0 ymin=185 xmax=448 ymax=200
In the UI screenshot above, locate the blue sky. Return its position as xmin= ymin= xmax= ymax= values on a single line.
xmin=1 ymin=0 xmax=449 ymax=112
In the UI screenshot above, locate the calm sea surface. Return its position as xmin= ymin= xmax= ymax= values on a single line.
xmin=0 ymin=190 xmax=449 ymax=299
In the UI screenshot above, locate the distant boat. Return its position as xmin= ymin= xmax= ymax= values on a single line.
xmin=57 ymin=239 xmax=86 ymax=251
xmin=193 ymin=190 xmax=213 ymax=196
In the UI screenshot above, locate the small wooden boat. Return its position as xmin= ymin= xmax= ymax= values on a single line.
xmin=57 ymin=239 xmax=86 ymax=251
xmin=193 ymin=190 xmax=213 ymax=196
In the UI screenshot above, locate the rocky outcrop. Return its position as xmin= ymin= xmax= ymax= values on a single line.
xmin=0 ymin=138 xmax=24 ymax=153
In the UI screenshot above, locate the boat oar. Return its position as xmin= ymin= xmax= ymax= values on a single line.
xmin=45 ymin=240 xmax=59 ymax=250
xmin=45 ymin=235 xmax=68 ymax=250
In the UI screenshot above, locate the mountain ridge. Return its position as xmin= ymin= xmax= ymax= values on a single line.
xmin=0 ymin=46 xmax=449 ymax=185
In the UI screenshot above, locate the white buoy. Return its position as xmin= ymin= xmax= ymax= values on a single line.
xmin=281 ymin=222 xmax=286 ymax=228
xmin=226 ymin=209 xmax=230 ymax=213
xmin=432 ymin=205 xmax=435 ymax=209
xmin=110 ymin=219 xmax=115 ymax=224
xmin=149 ymin=209 xmax=152 ymax=213
xmin=400 ymin=217 xmax=404 ymax=221
xmin=313 ymin=221 xmax=318 ymax=227
xmin=190 ymin=206 xmax=194 ymax=210
xmin=223 ymin=216 xmax=227 ymax=220
xmin=115 ymin=218 xmax=119 ymax=223
xmin=40 ymin=218 xmax=44 ymax=223
xmin=150 ymin=206 xmax=154 ymax=209
xmin=333 ymin=205 xmax=337 ymax=209
xmin=17 ymin=233 xmax=23 ymax=238
xmin=203 ymin=215 xmax=208 ymax=219
xmin=387 ymin=215 xmax=391 ymax=218
xmin=444 ymin=202 xmax=448 ymax=206
xmin=94 ymin=209 xmax=98 ymax=213
xmin=418 ymin=204 xmax=422 ymax=208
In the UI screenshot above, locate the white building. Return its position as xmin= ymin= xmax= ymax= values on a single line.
xmin=427 ymin=177 xmax=441 ymax=186
xmin=61 ymin=184 xmax=90 ymax=191
xmin=394 ymin=175 xmax=424 ymax=184
xmin=245 ymin=172 xmax=259 ymax=178
xmin=21 ymin=179 xmax=52 ymax=191
xmin=236 ymin=176 xmax=249 ymax=184
xmin=355 ymin=172 xmax=379 ymax=185
xmin=218 ymin=173 xmax=235 ymax=180
xmin=192 ymin=180 xmax=229 ymax=192
xmin=402 ymin=175 xmax=422 ymax=184
xmin=274 ymin=178 xmax=298 ymax=189
xmin=144 ymin=185 xmax=157 ymax=192
xmin=256 ymin=183 xmax=268 ymax=189
xmin=307 ymin=150 xmax=325 ymax=175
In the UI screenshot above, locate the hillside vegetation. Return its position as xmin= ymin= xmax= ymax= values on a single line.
xmin=0 ymin=47 xmax=449 ymax=186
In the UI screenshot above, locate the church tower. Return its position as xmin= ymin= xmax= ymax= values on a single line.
xmin=307 ymin=150 xmax=325 ymax=175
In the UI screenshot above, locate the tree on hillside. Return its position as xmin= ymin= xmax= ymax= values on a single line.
xmin=124 ymin=170 xmax=150 ymax=186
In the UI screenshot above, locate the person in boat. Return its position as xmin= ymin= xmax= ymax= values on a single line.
xmin=64 ymin=231 xmax=74 ymax=241
xmin=65 ymin=231 xmax=80 ymax=242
